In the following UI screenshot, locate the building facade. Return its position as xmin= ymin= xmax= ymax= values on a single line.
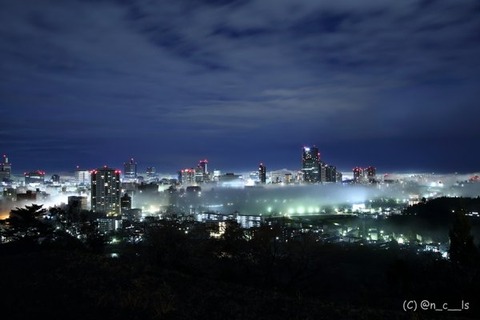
xmin=258 ymin=163 xmax=267 ymax=184
xmin=124 ymin=158 xmax=137 ymax=180
xmin=75 ymin=168 xmax=91 ymax=185
xmin=0 ymin=154 xmax=12 ymax=181
xmin=302 ymin=146 xmax=320 ymax=183
xmin=91 ymin=167 xmax=121 ymax=216
xmin=24 ymin=170 xmax=45 ymax=184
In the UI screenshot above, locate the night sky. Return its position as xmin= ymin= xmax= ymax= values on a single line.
xmin=2 ymin=0 xmax=480 ymax=175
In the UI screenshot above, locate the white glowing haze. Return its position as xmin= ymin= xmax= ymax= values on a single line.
xmin=1 ymin=172 xmax=480 ymax=218
xmin=177 ymin=175 xmax=480 ymax=216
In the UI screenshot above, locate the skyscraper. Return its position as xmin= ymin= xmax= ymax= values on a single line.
xmin=193 ymin=159 xmax=209 ymax=183
xmin=353 ymin=167 xmax=364 ymax=183
xmin=302 ymin=146 xmax=320 ymax=183
xmin=179 ymin=168 xmax=195 ymax=185
xmin=366 ymin=166 xmax=376 ymax=183
xmin=91 ymin=167 xmax=121 ymax=216
xmin=320 ymin=161 xmax=327 ymax=182
xmin=195 ymin=166 xmax=205 ymax=183
xmin=124 ymin=158 xmax=137 ymax=180
xmin=258 ymin=163 xmax=267 ymax=184
xmin=146 ymin=167 xmax=156 ymax=177
xmin=325 ymin=164 xmax=337 ymax=182
xmin=0 ymin=154 xmax=12 ymax=181
xmin=199 ymin=159 xmax=208 ymax=174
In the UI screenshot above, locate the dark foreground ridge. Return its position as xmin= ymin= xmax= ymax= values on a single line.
xmin=1 ymin=223 xmax=479 ymax=320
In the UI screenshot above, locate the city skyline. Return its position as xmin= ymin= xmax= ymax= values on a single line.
xmin=2 ymin=1 xmax=480 ymax=174
xmin=4 ymin=149 xmax=478 ymax=179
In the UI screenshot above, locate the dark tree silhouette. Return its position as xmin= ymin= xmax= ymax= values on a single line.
xmin=5 ymin=204 xmax=51 ymax=242
xmin=449 ymin=208 xmax=479 ymax=267
xmin=9 ymin=203 xmax=46 ymax=222
xmin=143 ymin=221 xmax=190 ymax=268
xmin=220 ymin=219 xmax=247 ymax=257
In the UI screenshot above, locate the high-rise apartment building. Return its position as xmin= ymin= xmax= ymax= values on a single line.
xmin=91 ymin=167 xmax=121 ymax=216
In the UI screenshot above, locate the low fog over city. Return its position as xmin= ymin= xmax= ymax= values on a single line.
xmin=3 ymin=167 xmax=480 ymax=216
xmin=3 ymin=162 xmax=480 ymax=241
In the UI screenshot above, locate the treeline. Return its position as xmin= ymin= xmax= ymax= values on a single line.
xmin=403 ymin=196 xmax=480 ymax=222
xmin=1 ymin=217 xmax=480 ymax=319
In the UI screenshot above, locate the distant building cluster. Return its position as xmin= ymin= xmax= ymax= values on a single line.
xmin=24 ymin=170 xmax=46 ymax=184
xmin=0 ymin=149 xmax=380 ymax=229
xmin=179 ymin=159 xmax=210 ymax=185
xmin=301 ymin=146 xmax=342 ymax=183
xmin=0 ymin=151 xmax=478 ymax=258
xmin=2 ymin=146 xmax=380 ymax=192
xmin=352 ymin=166 xmax=377 ymax=184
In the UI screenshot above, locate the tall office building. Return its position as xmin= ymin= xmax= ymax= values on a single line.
xmin=0 ymin=154 xmax=12 ymax=180
xmin=353 ymin=167 xmax=364 ymax=183
xmin=302 ymin=146 xmax=320 ymax=183
xmin=198 ymin=159 xmax=208 ymax=174
xmin=320 ymin=161 xmax=327 ymax=182
xmin=336 ymin=171 xmax=343 ymax=183
xmin=120 ymin=193 xmax=132 ymax=211
xmin=193 ymin=159 xmax=209 ymax=183
xmin=258 ymin=163 xmax=267 ymax=184
xmin=146 ymin=167 xmax=156 ymax=177
xmin=91 ymin=167 xmax=121 ymax=216
xmin=25 ymin=170 xmax=45 ymax=184
xmin=284 ymin=172 xmax=293 ymax=184
xmin=194 ymin=166 xmax=204 ymax=183
xmin=75 ymin=166 xmax=91 ymax=185
xmin=366 ymin=166 xmax=376 ymax=183
xmin=124 ymin=158 xmax=137 ymax=179
xmin=325 ymin=165 xmax=337 ymax=182
xmin=51 ymin=174 xmax=60 ymax=183
xmin=352 ymin=166 xmax=376 ymax=183
xmin=179 ymin=168 xmax=195 ymax=185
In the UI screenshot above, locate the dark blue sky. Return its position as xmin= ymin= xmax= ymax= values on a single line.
xmin=2 ymin=0 xmax=480 ymax=175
